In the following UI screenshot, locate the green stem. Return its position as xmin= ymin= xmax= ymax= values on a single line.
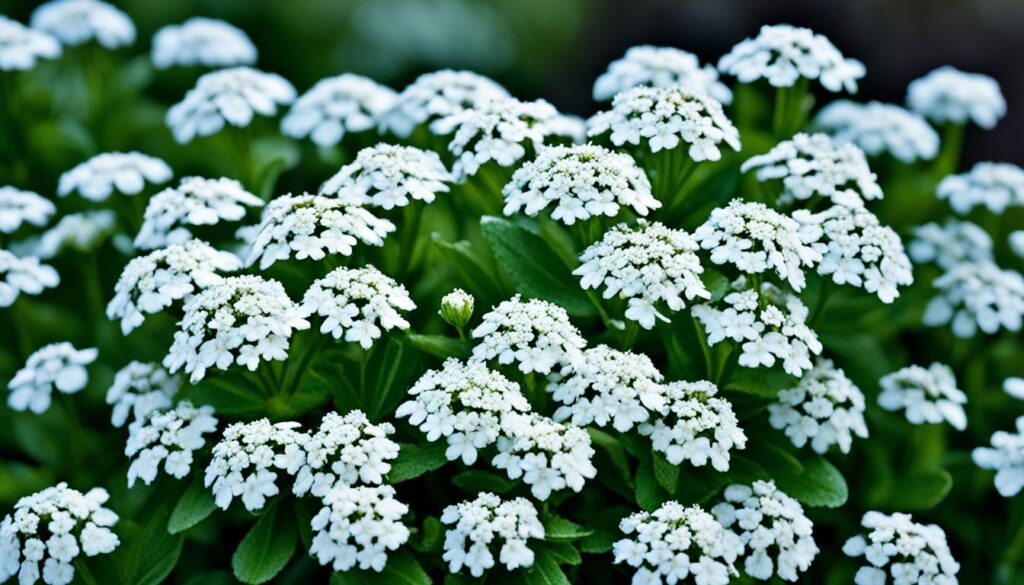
xmin=584 ymin=289 xmax=616 ymax=332
xmin=621 ymin=319 xmax=640 ymax=350
xmin=933 ymin=123 xmax=965 ymax=178
xmin=692 ymin=315 xmax=714 ymax=379
xmin=400 ymin=202 xmax=426 ymax=276
xmin=810 ymin=279 xmax=834 ymax=326
xmin=229 ymin=127 xmax=257 ymax=192
xmin=82 ymin=254 xmax=105 ymax=327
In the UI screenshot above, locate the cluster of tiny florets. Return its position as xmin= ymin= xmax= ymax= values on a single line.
xmin=0 ymin=250 xmax=60 ymax=308
xmin=937 ymin=162 xmax=1024 ymax=215
xmin=878 ymin=363 xmax=967 ymax=431
xmin=292 ymin=410 xmax=399 ymax=497
xmin=105 ymin=361 xmax=179 ymax=428
xmin=282 ymin=74 xmax=397 ymax=147
xmin=843 ymin=511 xmax=960 ymax=585
xmin=33 ymin=210 xmax=116 ymax=259
xmin=769 ymin=358 xmax=868 ymax=454
xmin=135 ymin=176 xmax=263 ymax=250
xmin=30 ymin=0 xmax=135 ymax=49
xmin=151 ymin=17 xmax=257 ymax=70
xmin=6 ymin=342 xmax=97 ymax=415
xmin=909 ymin=219 xmax=993 ymax=270
xmin=0 ymin=187 xmax=55 ymax=234
xmin=492 ymin=411 xmax=597 ymax=501
xmin=302 ymin=266 xmax=415 ymax=349
xmin=125 ymin=400 xmax=218 ymax=487
xmin=972 ymin=413 xmax=1024 ymax=498
xmin=470 ymin=295 xmax=587 ymax=375
xmin=378 ymin=69 xmax=509 ymax=138
xmin=319 ymin=144 xmax=452 ymax=210
xmin=593 ymin=45 xmax=732 ymax=104
xmin=57 ymin=152 xmax=172 ymax=202
xmin=308 ymin=485 xmax=410 ymax=573
xmin=0 ymin=16 xmax=61 ymax=71
xmin=815 ymin=101 xmax=940 ymax=163
xmin=922 ymin=261 xmax=1024 ymax=338
xmin=441 ymin=493 xmax=545 ymax=577
xmin=907 ymin=66 xmax=1006 ymax=129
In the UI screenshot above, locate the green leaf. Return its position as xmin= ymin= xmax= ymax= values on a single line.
xmin=167 ymin=475 xmax=218 ymax=534
xmin=405 ymin=333 xmax=471 ymax=360
xmin=775 ymin=456 xmax=849 ymax=508
xmin=432 ymin=234 xmax=507 ymax=304
xmin=451 ymin=470 xmax=516 ymax=493
xmin=0 ymin=460 xmax=53 ymax=504
xmin=578 ymin=529 xmax=616 ymax=554
xmin=635 ymin=458 xmax=667 ymax=511
xmin=724 ymin=368 xmax=798 ymax=399
xmin=542 ymin=515 xmax=594 ymax=542
xmin=389 ymin=442 xmax=448 ymax=483
xmin=186 ymin=373 xmax=267 ymax=417
xmin=329 ymin=549 xmax=430 ymax=585
xmin=114 ymin=498 xmax=183 ymax=585
xmin=536 ymin=541 xmax=582 ymax=566
xmin=411 ymin=516 xmax=445 ymax=553
xmin=231 ymin=501 xmax=298 ymax=584
xmin=702 ymin=270 xmax=731 ymax=302
xmin=883 ymin=468 xmax=953 ymax=511
xmin=652 ymin=452 xmax=679 ymax=495
xmin=365 ymin=338 xmax=423 ymax=420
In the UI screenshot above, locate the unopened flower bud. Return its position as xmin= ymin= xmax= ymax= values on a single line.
xmin=440 ymin=289 xmax=474 ymax=330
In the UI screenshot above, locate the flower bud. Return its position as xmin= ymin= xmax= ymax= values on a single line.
xmin=440 ymin=289 xmax=474 ymax=330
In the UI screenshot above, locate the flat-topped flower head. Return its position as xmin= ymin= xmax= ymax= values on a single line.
xmin=0 ymin=250 xmax=59 ymax=308
xmin=309 ymin=485 xmax=410 ymax=573
xmin=878 ymin=363 xmax=967 ymax=430
xmin=319 ymin=144 xmax=452 ymax=210
xmin=30 ymin=0 xmax=134 ymax=48
xmin=694 ymin=199 xmax=821 ymax=292
xmin=135 ymin=177 xmax=262 ymax=250
xmin=907 ymin=66 xmax=1006 ymax=129
xmin=167 ymin=67 xmax=296 ymax=143
xmin=58 ymin=152 xmax=172 ymax=202
xmin=0 ymin=187 xmax=55 ymax=234
xmin=741 ymin=133 xmax=881 ymax=207
xmin=910 ymin=220 xmax=993 ymax=270
xmin=283 ymin=74 xmax=397 ymax=147
xmin=937 ymin=162 xmax=1024 ymax=215
xmin=843 ymin=511 xmax=959 ymax=585
xmin=204 ymin=419 xmax=308 ymax=512
xmin=107 ymin=239 xmax=241 ymax=335
xmin=105 ymin=362 xmax=179 ymax=428
xmin=718 ymin=24 xmax=864 ymax=92
xmin=0 ymin=483 xmax=119 ymax=585
xmin=815 ymin=101 xmax=940 ymax=163
xmin=640 ymin=380 xmax=747 ymax=471
xmin=302 ymin=266 xmax=414 ymax=349
xmin=7 ymin=342 xmax=97 ymax=415
xmin=0 ymin=16 xmax=60 ymax=71
xmin=593 ymin=45 xmax=733 ymax=104
xmin=712 ymin=481 xmax=818 ymax=582
xmin=164 ymin=275 xmax=310 ymax=383
xmin=769 ymin=358 xmax=868 ymax=454
xmin=503 ymin=144 xmax=659 ymax=225
xmin=470 ymin=295 xmax=587 ymax=375
xmin=241 ymin=194 xmax=394 ymax=270
xmin=292 ymin=410 xmax=399 ymax=497
xmin=923 ymin=261 xmax=1024 ymax=338
xmin=587 ymin=86 xmax=741 ymax=160
xmin=492 ymin=412 xmax=596 ymax=501
xmin=33 ymin=210 xmax=116 ymax=259
xmin=441 ymin=493 xmax=545 ymax=577
xmin=378 ymin=69 xmax=509 ymax=138
xmin=614 ymin=501 xmax=743 ymax=585
xmin=124 ymin=400 xmax=218 ymax=487
xmin=152 ymin=17 xmax=257 ymax=70
xmin=396 ymin=359 xmax=530 ymax=465
xmin=973 ymin=414 xmax=1024 ymax=497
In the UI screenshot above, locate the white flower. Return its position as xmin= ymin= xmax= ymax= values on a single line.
xmin=0 ymin=250 xmax=59 ymax=308
xmin=907 ymin=66 xmax=1006 ymax=129
xmin=124 ymin=400 xmax=218 ymax=487
xmin=283 ymin=75 xmax=397 ymax=147
xmin=441 ymin=493 xmax=544 ymax=577
xmin=57 ymin=152 xmax=172 ymax=202
xmin=0 ymin=483 xmax=119 ymax=585
xmin=640 ymin=380 xmax=747 ymax=472
xmin=470 ymin=294 xmax=587 ymax=375
xmin=718 ymin=24 xmax=864 ymax=92
xmin=292 ymin=410 xmax=399 ymax=498
xmin=6 ymin=343 xmax=97 ymax=415
xmin=240 ymin=194 xmax=394 ymax=270
xmin=107 ymin=239 xmax=241 ymax=334
xmin=614 ymin=502 xmax=743 ymax=585
xmin=30 ymin=0 xmax=134 ymax=49
xmin=31 ymin=210 xmax=116 ymax=259
xmin=152 ymin=17 xmax=257 ymax=70
xmin=378 ymin=69 xmax=509 ymax=138
xmin=973 ymin=414 xmax=1024 ymax=497
xmin=163 ymin=275 xmax=310 ymax=383
xmin=936 ymin=162 xmax=1024 ymax=215
xmin=878 ymin=363 xmax=967 ymax=431
xmin=308 ymin=485 xmax=410 ymax=573
xmin=1011 ymin=231 xmax=1024 ymax=260
xmin=815 ymin=101 xmax=940 ymax=163
xmin=166 ymin=67 xmax=296 ymax=143
xmin=843 ymin=511 xmax=959 ymax=585
xmin=105 ymin=361 xmax=179 ymax=428
xmin=302 ymin=266 xmax=415 ymax=349
xmin=205 ymin=419 xmax=308 ymax=512
xmin=492 ymin=412 xmax=596 ymax=501
xmin=594 ymin=45 xmax=732 ymax=104
xmin=712 ymin=481 xmax=818 ymax=582
xmin=319 ymin=144 xmax=452 ymax=210
xmin=923 ymin=261 xmax=1024 ymax=338
xmin=0 ymin=187 xmax=55 ymax=235
xmin=0 ymin=16 xmax=61 ymax=71
xmin=768 ymin=359 xmax=868 ymax=454
xmin=588 ymin=86 xmax=741 ymax=160
xmin=909 ymin=220 xmax=993 ymax=270
xmin=135 ymin=177 xmax=263 ymax=251
xmin=440 ymin=288 xmax=475 ymax=329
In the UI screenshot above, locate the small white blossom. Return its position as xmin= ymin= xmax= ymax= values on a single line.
xmin=440 ymin=288 xmax=474 ymax=329
xmin=441 ymin=493 xmax=544 ymax=577
xmin=909 ymin=220 xmax=993 ymax=270
xmin=492 ymin=412 xmax=596 ymax=501
xmin=6 ymin=342 xmax=97 ymax=415
xmin=907 ymin=66 xmax=1005 ymax=129
xmin=973 ymin=413 xmax=1024 ymax=498
xmin=378 ymin=69 xmax=509 ymax=138
xmin=0 ymin=187 xmax=55 ymax=235
xmin=922 ymin=261 xmax=1024 ymax=338
xmin=470 ymin=294 xmax=587 ymax=375
xmin=1004 ymin=377 xmax=1024 ymax=401
xmin=105 ymin=361 xmax=179 ymax=428
xmin=0 ymin=16 xmax=60 ymax=71
xmin=0 ymin=250 xmax=59 ymax=308
xmin=31 ymin=210 xmax=116 ymax=259
xmin=308 ymin=485 xmax=410 ymax=573
xmin=878 ymin=363 xmax=967 ymax=431
xmin=57 ymin=152 xmax=172 ymax=202
xmin=124 ymin=400 xmax=218 ymax=487
xmin=768 ymin=359 xmax=868 ymax=454
xmin=135 ymin=177 xmax=263 ymax=251
xmin=292 ymin=410 xmax=399 ymax=498
xmin=843 ymin=511 xmax=959 ymax=585
xmin=30 ymin=0 xmax=134 ymax=49
xmin=205 ymin=419 xmax=308 ymax=512
xmin=594 ymin=45 xmax=732 ymax=104
xmin=302 ymin=266 xmax=414 ymax=349
xmin=815 ymin=101 xmax=940 ymax=163
xmin=152 ymin=17 xmax=257 ymax=70
xmin=1011 ymin=231 xmax=1024 ymax=260
xmin=936 ymin=162 xmax=1024 ymax=215
xmin=319 ymin=144 xmax=452 ymax=210
xmin=283 ymin=75 xmax=397 ymax=147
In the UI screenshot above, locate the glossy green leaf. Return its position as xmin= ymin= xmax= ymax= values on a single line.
xmin=167 ymin=475 xmax=217 ymax=534
xmin=389 ymin=442 xmax=448 ymax=483
xmin=231 ymin=501 xmax=297 ymax=584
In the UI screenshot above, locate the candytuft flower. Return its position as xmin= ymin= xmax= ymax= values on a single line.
xmin=58 ymin=152 xmax=172 ymax=202
xmin=909 ymin=219 xmax=993 ymax=270
xmin=0 ymin=16 xmax=61 ymax=71
xmin=6 ymin=342 xmax=97 ymax=415
xmin=843 ymin=511 xmax=959 ymax=585
xmin=308 ymin=485 xmax=410 ymax=572
xmin=135 ymin=177 xmax=263 ymax=250
xmin=0 ymin=187 xmax=55 ymax=234
xmin=441 ymin=493 xmax=545 ymax=577
xmin=815 ymin=101 xmax=940 ymax=163
xmin=768 ymin=359 xmax=868 ymax=454
xmin=30 ymin=0 xmax=135 ymax=49
xmin=878 ymin=363 xmax=967 ymax=430
xmin=125 ymin=400 xmax=218 ymax=487
xmin=292 ymin=410 xmax=399 ymax=497
xmin=378 ymin=69 xmax=509 ymax=138
xmin=593 ymin=45 xmax=732 ymax=104
xmin=0 ymin=250 xmax=59 ymax=308
xmin=283 ymin=74 xmax=397 ymax=147
xmin=319 ymin=144 xmax=452 ymax=210
xmin=105 ymin=361 xmax=179 ymax=428
xmin=907 ymin=66 xmax=1006 ymax=129
xmin=973 ymin=414 xmax=1024 ymax=498
xmin=492 ymin=411 xmax=597 ymax=501
xmin=922 ymin=261 xmax=1024 ymax=338
xmin=936 ymin=162 xmax=1024 ymax=215
xmin=205 ymin=419 xmax=308 ymax=512
xmin=470 ymin=294 xmax=587 ymax=375
xmin=302 ymin=266 xmax=415 ymax=349
xmin=152 ymin=17 xmax=257 ymax=70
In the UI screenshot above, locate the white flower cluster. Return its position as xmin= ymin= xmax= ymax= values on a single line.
xmin=57 ymin=152 xmax=172 ymax=202
xmin=152 ymin=17 xmax=257 ymax=70
xmin=740 ymin=133 xmax=881 ymax=207
xmin=136 ymin=177 xmax=263 ymax=250
xmin=0 ymin=187 xmax=55 ymax=234
xmin=717 ymin=24 xmax=864 ymax=92
xmin=242 ymin=194 xmax=395 ymax=270
xmin=0 ymin=16 xmax=60 ymax=71
xmin=30 ymin=0 xmax=135 ymax=49
xmin=712 ymin=481 xmax=818 ymax=582
xmin=575 ymin=220 xmax=709 ymax=329
xmin=125 ymin=400 xmax=218 ymax=487
xmin=693 ymin=282 xmax=823 ymax=377
xmin=0 ymin=250 xmax=59 ymax=308
xmin=768 ymin=359 xmax=868 ymax=454
xmin=493 ymin=412 xmax=596 ymax=501
xmin=293 ymin=410 xmax=399 ymax=497
xmin=1011 ymin=231 xmax=1024 ymax=260
xmin=319 ymin=144 xmax=452 ymax=210
xmin=205 ymin=419 xmax=307 ymax=512
xmin=907 ymin=66 xmax=1006 ymax=129
xmin=167 ymin=67 xmax=296 ymax=143
xmin=378 ymin=69 xmax=509 ymax=138
xmin=587 ymin=86 xmax=741 ymax=160
xmin=308 ymin=485 xmax=410 ymax=572
xmin=502 ymin=144 xmax=660 ymax=226
xmin=936 ymin=162 xmax=1024 ymax=215
xmin=33 ymin=210 xmax=116 ymax=259
xmin=302 ymin=266 xmax=415 ymax=349
xmin=694 ymin=200 xmax=821 ymax=292
xmin=0 ymin=483 xmax=119 ymax=585
xmin=6 ymin=342 xmax=97 ymax=415
xmin=470 ymin=295 xmax=587 ymax=375
xmin=923 ymin=261 xmax=1024 ymax=338
xmin=973 ymin=412 xmax=1024 ymax=498
xmin=815 ymin=101 xmax=940 ymax=163
xmin=441 ymin=493 xmax=544 ymax=577
xmin=396 ymin=359 xmax=530 ymax=465
xmin=593 ymin=45 xmax=733 ymax=104
xmin=909 ymin=220 xmax=993 ymax=270
xmin=283 ymin=74 xmax=397 ymax=147
xmin=640 ymin=380 xmax=747 ymax=471
xmin=614 ymin=501 xmax=743 ymax=585
xmin=164 ymin=275 xmax=310 ymax=383
xmin=107 ymin=239 xmax=242 ymax=334
xmin=843 ymin=511 xmax=960 ymax=585
xmin=878 ymin=363 xmax=967 ymax=431
xmin=105 ymin=361 xmax=179 ymax=428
